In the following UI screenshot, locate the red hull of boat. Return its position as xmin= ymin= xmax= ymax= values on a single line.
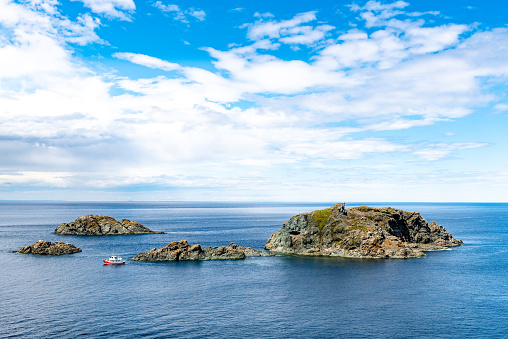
xmin=103 ymin=259 xmax=125 ymax=265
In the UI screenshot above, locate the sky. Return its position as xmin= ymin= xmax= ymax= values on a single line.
xmin=0 ymin=0 xmax=508 ymax=202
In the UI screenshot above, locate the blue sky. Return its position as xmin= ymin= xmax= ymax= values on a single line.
xmin=0 ymin=0 xmax=507 ymax=202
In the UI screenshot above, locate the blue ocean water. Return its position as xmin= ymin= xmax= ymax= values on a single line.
xmin=0 ymin=202 xmax=507 ymax=338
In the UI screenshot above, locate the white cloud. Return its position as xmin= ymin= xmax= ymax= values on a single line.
xmin=153 ymin=1 xmax=206 ymax=23
xmin=351 ymin=1 xmax=412 ymax=28
xmin=189 ymin=9 xmax=206 ymax=21
xmin=494 ymin=104 xmax=508 ymax=113
xmin=63 ymin=14 xmax=102 ymax=45
xmin=114 ymin=52 xmax=181 ymax=71
xmin=243 ymin=11 xmax=334 ymax=46
xmin=279 ymin=24 xmax=335 ymax=45
xmin=246 ymin=11 xmax=317 ymax=39
xmin=72 ymin=0 xmax=135 ymax=20
xmin=413 ymin=143 xmax=488 ymax=161
xmin=0 ymin=32 xmax=73 ymax=78
xmin=405 ymin=24 xmax=468 ymax=54
xmin=0 ymin=0 xmax=119 ymax=176
xmin=0 ymin=0 xmax=102 ymax=46
xmin=154 ymin=3 xmax=179 ymax=12
xmin=283 ymin=137 xmax=408 ymax=160
xmin=254 ymin=12 xmax=274 ymax=18
xmin=204 ymin=40 xmax=346 ymax=95
xmin=0 ymin=171 xmax=74 ymax=187
xmin=317 ymin=23 xmax=468 ymax=70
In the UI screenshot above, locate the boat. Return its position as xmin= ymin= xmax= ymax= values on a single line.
xmin=103 ymin=255 xmax=125 ymax=265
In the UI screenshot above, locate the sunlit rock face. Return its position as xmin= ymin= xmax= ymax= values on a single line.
xmin=54 ymin=215 xmax=164 ymax=235
xmin=265 ymin=203 xmax=463 ymax=259
xmin=14 ymin=240 xmax=82 ymax=255
xmin=132 ymin=240 xmax=273 ymax=261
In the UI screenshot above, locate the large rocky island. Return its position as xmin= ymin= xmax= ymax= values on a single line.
xmin=265 ymin=203 xmax=463 ymax=259
xmin=14 ymin=240 xmax=82 ymax=255
xmin=54 ymin=215 xmax=164 ymax=235
xmin=132 ymin=240 xmax=273 ymax=261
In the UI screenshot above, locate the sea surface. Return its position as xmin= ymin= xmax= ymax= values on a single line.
xmin=0 ymin=201 xmax=507 ymax=338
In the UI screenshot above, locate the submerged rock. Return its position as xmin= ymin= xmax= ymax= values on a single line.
xmin=14 ymin=240 xmax=82 ymax=255
xmin=265 ymin=203 xmax=463 ymax=259
xmin=54 ymin=215 xmax=164 ymax=235
xmin=132 ymin=240 xmax=273 ymax=261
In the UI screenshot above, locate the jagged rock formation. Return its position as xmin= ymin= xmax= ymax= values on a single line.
xmin=14 ymin=240 xmax=82 ymax=255
xmin=265 ymin=203 xmax=463 ymax=259
xmin=132 ymin=240 xmax=273 ymax=261
xmin=54 ymin=215 xmax=164 ymax=235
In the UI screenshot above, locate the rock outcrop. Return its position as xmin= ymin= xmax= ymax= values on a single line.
xmin=14 ymin=240 xmax=82 ymax=255
xmin=265 ymin=203 xmax=463 ymax=259
xmin=132 ymin=240 xmax=273 ymax=261
xmin=54 ymin=215 xmax=164 ymax=235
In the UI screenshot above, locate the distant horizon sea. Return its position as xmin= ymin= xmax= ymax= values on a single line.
xmin=1 ymin=201 xmax=507 ymax=338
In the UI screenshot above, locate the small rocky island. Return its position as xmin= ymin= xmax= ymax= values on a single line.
xmin=54 ymin=215 xmax=164 ymax=235
xmin=132 ymin=240 xmax=273 ymax=261
xmin=265 ymin=203 xmax=463 ymax=259
xmin=14 ymin=240 xmax=82 ymax=255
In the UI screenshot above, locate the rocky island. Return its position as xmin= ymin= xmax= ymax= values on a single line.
xmin=14 ymin=240 xmax=82 ymax=255
xmin=54 ymin=215 xmax=164 ymax=235
xmin=132 ymin=240 xmax=273 ymax=261
xmin=265 ymin=203 xmax=463 ymax=259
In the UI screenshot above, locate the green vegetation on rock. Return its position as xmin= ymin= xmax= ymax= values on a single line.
xmin=355 ymin=206 xmax=373 ymax=212
xmin=310 ymin=207 xmax=332 ymax=230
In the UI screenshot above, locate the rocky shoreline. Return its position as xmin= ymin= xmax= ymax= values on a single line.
xmin=54 ymin=215 xmax=164 ymax=235
xmin=132 ymin=240 xmax=274 ymax=261
xmin=14 ymin=240 xmax=82 ymax=255
xmin=265 ymin=203 xmax=463 ymax=259
xmin=15 ymin=206 xmax=463 ymax=261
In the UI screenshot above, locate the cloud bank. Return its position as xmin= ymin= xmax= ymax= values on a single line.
xmin=0 ymin=0 xmax=507 ymax=201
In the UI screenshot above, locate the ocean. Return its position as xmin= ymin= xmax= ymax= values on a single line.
xmin=0 ymin=202 xmax=507 ymax=338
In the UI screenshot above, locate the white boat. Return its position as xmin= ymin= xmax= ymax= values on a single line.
xmin=103 ymin=255 xmax=125 ymax=265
